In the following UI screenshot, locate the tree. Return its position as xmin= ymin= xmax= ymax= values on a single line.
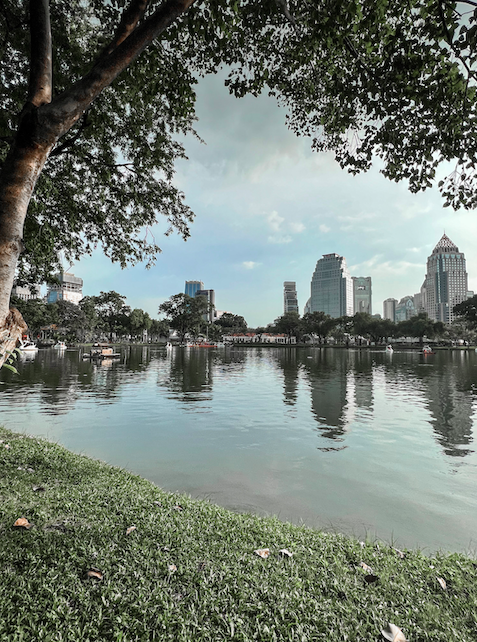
xmin=398 ymin=312 xmax=444 ymax=344
xmin=150 ymin=318 xmax=170 ymax=341
xmin=158 ymin=293 xmax=208 ymax=343
xmin=54 ymin=299 xmax=88 ymax=342
xmin=215 ymin=313 xmax=247 ymax=333
xmin=273 ymin=312 xmax=302 ymax=340
xmin=92 ymin=291 xmax=131 ymax=340
xmin=10 ymin=296 xmax=49 ymax=339
xmin=301 ymin=311 xmax=336 ymax=344
xmin=453 ymin=295 xmax=477 ymax=330
xmin=3 ymin=1 xmax=477 ymax=364
xmin=351 ymin=312 xmax=396 ymax=344
xmin=129 ymin=308 xmax=152 ymax=340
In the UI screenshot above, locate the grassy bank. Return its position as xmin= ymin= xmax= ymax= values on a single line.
xmin=1 ymin=427 xmax=476 ymax=641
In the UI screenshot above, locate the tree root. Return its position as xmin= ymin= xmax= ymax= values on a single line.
xmin=0 ymin=308 xmax=28 ymax=370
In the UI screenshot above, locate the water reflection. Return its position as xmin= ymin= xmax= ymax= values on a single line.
xmin=2 ymin=346 xmax=477 ymax=455
xmin=269 ymin=348 xmax=477 ymax=457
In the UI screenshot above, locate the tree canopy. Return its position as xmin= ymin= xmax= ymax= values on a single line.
xmin=158 ymin=293 xmax=209 ymax=343
xmin=453 ymin=294 xmax=477 ymax=329
xmin=2 ymin=0 xmax=477 ymax=362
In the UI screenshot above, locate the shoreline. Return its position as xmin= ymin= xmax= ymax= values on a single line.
xmin=1 ymin=426 xmax=476 ymax=640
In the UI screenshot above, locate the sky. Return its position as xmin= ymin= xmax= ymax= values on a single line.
xmin=71 ymin=71 xmax=477 ymax=328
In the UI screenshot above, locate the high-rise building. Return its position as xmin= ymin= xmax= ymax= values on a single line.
xmin=413 ymin=280 xmax=427 ymax=314
xmin=383 ymin=298 xmax=398 ymax=322
xmin=185 ymin=280 xmax=204 ymax=298
xmin=352 ymin=276 xmax=372 ymax=314
xmin=310 ymin=253 xmax=353 ymax=318
xmin=395 ymin=295 xmax=416 ymax=322
xmin=283 ymin=281 xmax=299 ymax=314
xmin=46 ymin=272 xmax=83 ymax=305
xmin=195 ymin=289 xmax=215 ymax=323
xmin=425 ymin=234 xmax=468 ymax=324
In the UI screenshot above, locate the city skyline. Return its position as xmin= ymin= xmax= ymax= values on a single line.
xmin=69 ymin=72 xmax=477 ymax=327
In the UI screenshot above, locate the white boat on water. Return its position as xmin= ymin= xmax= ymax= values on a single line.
xmin=20 ymin=339 xmax=38 ymax=352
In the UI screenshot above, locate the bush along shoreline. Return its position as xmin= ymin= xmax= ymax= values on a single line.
xmin=1 ymin=426 xmax=476 ymax=641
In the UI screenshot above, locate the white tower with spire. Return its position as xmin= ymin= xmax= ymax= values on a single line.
xmin=425 ymin=233 xmax=468 ymax=324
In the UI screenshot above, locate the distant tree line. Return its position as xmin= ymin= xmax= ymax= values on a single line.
xmin=12 ymin=291 xmax=477 ymax=345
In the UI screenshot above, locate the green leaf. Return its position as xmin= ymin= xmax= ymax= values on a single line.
xmin=2 ymin=364 xmax=19 ymax=375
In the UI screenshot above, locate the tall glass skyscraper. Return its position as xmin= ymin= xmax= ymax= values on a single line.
xmin=310 ymin=253 xmax=353 ymax=318
xmin=185 ymin=280 xmax=204 ymax=298
xmin=425 ymin=234 xmax=468 ymax=324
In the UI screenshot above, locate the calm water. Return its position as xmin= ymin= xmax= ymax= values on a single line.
xmin=1 ymin=346 xmax=477 ymax=553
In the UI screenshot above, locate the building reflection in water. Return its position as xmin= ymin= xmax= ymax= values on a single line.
xmin=414 ymin=351 xmax=475 ymax=457
xmin=272 ymin=348 xmax=476 ymax=458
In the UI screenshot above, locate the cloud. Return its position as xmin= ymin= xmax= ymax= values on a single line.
xmin=350 ymin=255 xmax=424 ymax=276
xmin=268 ymin=235 xmax=292 ymax=244
xmin=243 ymin=261 xmax=260 ymax=270
xmin=319 ymin=224 xmax=331 ymax=233
xmin=290 ymin=222 xmax=306 ymax=233
xmin=268 ymin=211 xmax=284 ymax=232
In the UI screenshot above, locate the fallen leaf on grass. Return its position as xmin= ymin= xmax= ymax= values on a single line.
xmin=278 ymin=549 xmax=293 ymax=558
xmin=168 ymin=564 xmax=177 ymax=572
xmin=13 ymin=517 xmax=34 ymax=530
xmin=437 ymin=577 xmax=447 ymax=590
xmin=381 ymin=623 xmax=407 ymax=642
xmin=126 ymin=526 xmax=136 ymax=535
xmin=364 ymin=574 xmax=379 ymax=584
xmin=254 ymin=548 xmax=270 ymax=559
xmin=360 ymin=561 xmax=374 ymax=573
xmin=392 ymin=547 xmax=406 ymax=559
xmin=153 ymin=501 xmax=162 ymax=507
xmin=173 ymin=504 xmax=183 ymax=512
xmin=32 ymin=485 xmax=45 ymax=492
xmin=86 ymin=568 xmax=103 ymax=581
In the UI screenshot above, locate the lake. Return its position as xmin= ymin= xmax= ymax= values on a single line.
xmin=1 ymin=345 xmax=477 ymax=553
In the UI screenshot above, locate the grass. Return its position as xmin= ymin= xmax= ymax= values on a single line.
xmin=1 ymin=427 xmax=476 ymax=641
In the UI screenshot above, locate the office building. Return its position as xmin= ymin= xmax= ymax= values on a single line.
xmin=283 ymin=281 xmax=299 ymax=314
xmin=195 ymin=289 xmax=215 ymax=323
xmin=46 ymin=272 xmax=83 ymax=305
xmin=395 ymin=295 xmax=416 ymax=322
xmin=185 ymin=280 xmax=204 ymax=298
xmin=352 ymin=276 xmax=372 ymax=314
xmin=425 ymin=234 xmax=468 ymax=324
xmin=310 ymin=253 xmax=353 ymax=318
xmin=383 ymin=298 xmax=398 ymax=322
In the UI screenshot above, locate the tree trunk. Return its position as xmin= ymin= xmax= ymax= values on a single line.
xmin=0 ymin=0 xmax=196 ymax=370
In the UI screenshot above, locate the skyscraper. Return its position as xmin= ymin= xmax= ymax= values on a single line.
xmin=185 ymin=280 xmax=204 ymax=298
xmin=383 ymin=298 xmax=398 ymax=322
xmin=352 ymin=276 xmax=372 ymax=314
xmin=195 ymin=289 xmax=215 ymax=323
xmin=283 ymin=281 xmax=299 ymax=314
xmin=310 ymin=253 xmax=353 ymax=318
xmin=425 ymin=234 xmax=468 ymax=324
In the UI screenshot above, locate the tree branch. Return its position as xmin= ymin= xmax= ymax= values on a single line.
xmin=45 ymin=0 xmax=196 ymax=138
xmin=50 ymin=111 xmax=90 ymax=157
xmin=103 ymin=0 xmax=150 ymax=56
xmin=28 ymin=0 xmax=52 ymax=106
